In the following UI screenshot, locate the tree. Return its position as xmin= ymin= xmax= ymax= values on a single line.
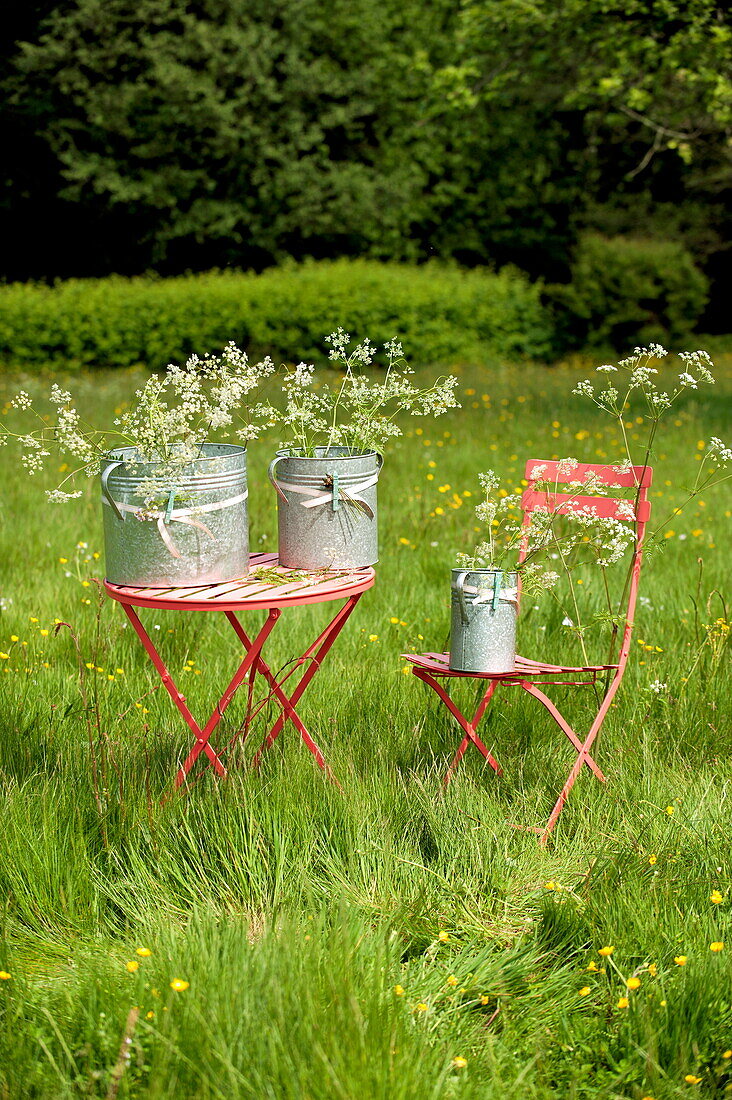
xmin=9 ymin=0 xmax=458 ymax=271
xmin=433 ymin=0 xmax=732 ymax=243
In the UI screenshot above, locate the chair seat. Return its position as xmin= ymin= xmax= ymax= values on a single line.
xmin=402 ymin=651 xmax=618 ymax=679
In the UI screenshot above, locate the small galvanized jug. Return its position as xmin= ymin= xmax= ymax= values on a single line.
xmin=268 ymin=447 xmax=382 ymax=569
xmin=449 ymin=568 xmax=518 ymax=674
xmin=100 ymin=443 xmax=249 ymax=587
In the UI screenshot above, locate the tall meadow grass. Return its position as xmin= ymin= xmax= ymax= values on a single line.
xmin=0 ymin=355 xmax=730 ymax=1097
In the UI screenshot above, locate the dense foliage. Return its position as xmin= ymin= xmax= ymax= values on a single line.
xmin=1 ymin=0 xmax=730 ymax=326
xmin=0 ymin=261 xmax=557 ymax=369
xmin=547 ymin=233 xmax=710 ymax=350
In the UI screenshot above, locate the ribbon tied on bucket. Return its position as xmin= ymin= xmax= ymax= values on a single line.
xmin=102 ymin=471 xmax=248 ymax=559
xmin=272 ymin=470 xmax=378 ymax=518
xmin=453 ymin=570 xmax=518 ymax=624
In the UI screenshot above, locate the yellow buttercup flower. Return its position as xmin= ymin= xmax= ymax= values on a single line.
xmin=394 ymin=985 xmax=404 ymax=996
xmin=674 ymin=956 xmax=687 ymax=966
xmin=446 ymin=975 xmax=458 ymax=987
xmin=710 ymin=942 xmax=724 ymax=952
xmin=438 ymin=931 xmax=449 ymax=943
xmin=170 ymin=979 xmax=190 ymax=992
xmin=452 ymin=1057 xmax=468 ymax=1069
xmin=125 ymin=961 xmax=139 ymax=973
xmin=136 ymin=947 xmax=152 ymax=957
xmin=684 ymin=1074 xmax=702 ymax=1084
xmin=415 ymin=1003 xmax=428 ymax=1013
xmin=617 ymin=997 xmax=629 ymax=1009
xmin=578 ymin=986 xmax=591 ymax=996
xmin=710 ymin=890 xmax=724 ymax=904
xmin=598 ymin=946 xmax=614 ymax=957
xmin=626 ymin=977 xmax=641 ymax=990
xmin=0 ymin=971 xmax=10 ymax=980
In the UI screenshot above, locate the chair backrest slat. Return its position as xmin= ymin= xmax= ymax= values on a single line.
xmin=521 ymin=489 xmax=651 ymax=523
xmin=525 ymin=459 xmax=652 ymax=489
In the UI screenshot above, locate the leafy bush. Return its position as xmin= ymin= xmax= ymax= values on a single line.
xmin=548 ymin=234 xmax=710 ymax=351
xmin=0 ymin=260 xmax=554 ymax=370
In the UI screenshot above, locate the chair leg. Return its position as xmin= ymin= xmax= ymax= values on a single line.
xmin=534 ymin=685 xmax=620 ymax=844
xmin=518 ymin=680 xmax=606 ymax=782
xmin=413 ymin=670 xmax=502 ymax=779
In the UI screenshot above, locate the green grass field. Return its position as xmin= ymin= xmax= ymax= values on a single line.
xmin=0 ymin=354 xmax=730 ymax=1098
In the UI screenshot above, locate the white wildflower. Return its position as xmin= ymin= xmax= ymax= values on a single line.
xmin=46 ymin=489 xmax=84 ymax=502
xmin=557 ymin=457 xmax=579 ymax=477
xmin=708 ymin=437 xmax=732 ymax=465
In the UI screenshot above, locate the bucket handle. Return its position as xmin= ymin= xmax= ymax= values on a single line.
xmin=454 ymin=571 xmax=471 ymax=625
xmin=100 ymin=460 xmax=125 ymax=522
xmin=268 ymin=455 xmax=288 ymax=502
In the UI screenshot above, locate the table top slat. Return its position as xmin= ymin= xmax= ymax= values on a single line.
xmin=105 ymin=555 xmax=375 ymax=611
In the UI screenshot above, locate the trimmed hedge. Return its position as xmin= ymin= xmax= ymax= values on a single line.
xmin=0 ymin=260 xmax=555 ymax=370
xmin=547 ymin=233 xmax=709 ymax=351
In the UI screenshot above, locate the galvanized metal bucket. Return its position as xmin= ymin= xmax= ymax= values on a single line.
xmin=449 ymin=568 xmax=518 ymax=674
xmin=268 ymin=447 xmax=382 ymax=569
xmin=100 ymin=443 xmax=249 ymax=587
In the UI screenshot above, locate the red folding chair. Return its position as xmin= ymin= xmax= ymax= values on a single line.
xmin=404 ymin=460 xmax=653 ymax=845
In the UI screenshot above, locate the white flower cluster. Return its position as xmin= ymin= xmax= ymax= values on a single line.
xmin=1 ymin=341 xmax=274 ymax=501
xmin=46 ymin=489 xmax=84 ymax=502
xmin=563 ymin=505 xmax=635 ymax=567
xmin=575 ymin=345 xmax=716 ymax=423
xmin=277 ymin=331 xmax=459 ymax=455
xmin=708 ymin=437 xmax=732 ymax=465
xmin=619 ymin=344 xmax=668 ymax=367
xmin=678 ymin=349 xmax=714 ymax=386
xmin=648 ymin=680 xmax=668 ymax=695
xmin=115 ymin=342 xmax=275 ymax=467
xmin=557 ymin=457 xmax=579 ymax=477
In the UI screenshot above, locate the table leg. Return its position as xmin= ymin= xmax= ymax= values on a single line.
xmin=223 ymin=595 xmax=362 ymax=778
xmin=120 ymin=603 xmax=280 ymax=787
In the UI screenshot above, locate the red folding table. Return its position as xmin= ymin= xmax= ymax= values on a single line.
xmin=104 ymin=552 xmax=374 ymax=788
